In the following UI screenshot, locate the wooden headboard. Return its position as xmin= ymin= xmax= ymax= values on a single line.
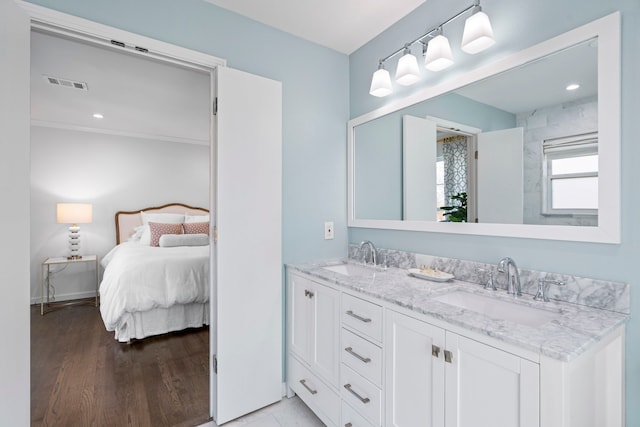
xmin=115 ymin=203 xmax=209 ymax=244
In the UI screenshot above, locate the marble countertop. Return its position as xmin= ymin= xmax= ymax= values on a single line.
xmin=288 ymin=259 xmax=629 ymax=362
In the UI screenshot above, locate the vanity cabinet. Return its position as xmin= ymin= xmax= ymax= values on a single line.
xmin=386 ymin=310 xmax=539 ymax=427
xmin=286 ymin=269 xmax=625 ymax=427
xmin=287 ymin=272 xmax=341 ymax=426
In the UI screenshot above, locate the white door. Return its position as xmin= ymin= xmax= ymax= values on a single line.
xmin=212 ymin=66 xmax=283 ymax=424
xmin=444 ymin=333 xmax=539 ymax=427
xmin=403 ymin=116 xmax=438 ymax=221
xmin=0 ymin=1 xmax=31 ymax=424
xmin=477 ymin=127 xmax=524 ymax=224
xmin=385 ymin=310 xmax=445 ymax=427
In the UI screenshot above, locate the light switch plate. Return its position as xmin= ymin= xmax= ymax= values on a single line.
xmin=324 ymin=221 xmax=334 ymax=239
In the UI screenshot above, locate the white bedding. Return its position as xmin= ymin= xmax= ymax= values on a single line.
xmin=99 ymin=242 xmax=209 ymax=341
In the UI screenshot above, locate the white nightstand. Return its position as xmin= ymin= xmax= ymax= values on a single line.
xmin=40 ymin=255 xmax=99 ymax=315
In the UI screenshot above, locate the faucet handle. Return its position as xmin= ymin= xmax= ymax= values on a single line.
xmin=477 ymin=267 xmax=497 ymax=291
xmin=534 ymin=279 xmax=565 ymax=302
xmin=484 ymin=270 xmax=496 ymax=291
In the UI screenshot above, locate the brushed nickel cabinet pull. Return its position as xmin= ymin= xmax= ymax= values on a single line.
xmin=304 ymin=289 xmax=315 ymax=298
xmin=345 ymin=346 xmax=372 ymax=363
xmin=345 ymin=423 xmax=353 ymax=427
xmin=299 ymin=379 xmax=317 ymax=395
xmin=444 ymin=350 xmax=453 ymax=363
xmin=346 ymin=310 xmax=372 ymax=323
xmin=344 ymin=383 xmax=370 ymax=404
xmin=432 ymin=345 xmax=441 ymax=358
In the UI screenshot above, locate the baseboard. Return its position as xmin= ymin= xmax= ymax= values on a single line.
xmin=31 ymin=290 xmax=97 ymax=305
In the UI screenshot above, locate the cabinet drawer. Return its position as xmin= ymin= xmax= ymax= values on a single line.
xmin=341 ymin=364 xmax=382 ymax=426
xmin=342 ymin=401 xmax=375 ymax=427
xmin=342 ymin=293 xmax=382 ymax=342
xmin=341 ymin=328 xmax=382 ymax=387
xmin=289 ymin=356 xmax=340 ymax=426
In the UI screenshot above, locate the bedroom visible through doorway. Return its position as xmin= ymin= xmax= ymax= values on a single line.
xmin=29 ymin=23 xmax=214 ymax=425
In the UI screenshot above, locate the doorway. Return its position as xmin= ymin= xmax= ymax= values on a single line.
xmin=28 ymin=10 xmax=219 ymax=426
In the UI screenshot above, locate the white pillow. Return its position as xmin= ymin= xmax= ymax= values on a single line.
xmin=139 ymin=212 xmax=185 ymax=245
xmin=159 ymin=233 xmax=209 ymax=247
xmin=141 ymin=211 xmax=185 ymax=225
xmin=185 ymin=213 xmax=210 ymax=223
xmin=128 ymin=225 xmax=146 ymax=242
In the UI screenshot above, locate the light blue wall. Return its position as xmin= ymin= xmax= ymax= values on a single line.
xmin=349 ymin=0 xmax=640 ymax=425
xmin=26 ymin=0 xmax=350 ymax=264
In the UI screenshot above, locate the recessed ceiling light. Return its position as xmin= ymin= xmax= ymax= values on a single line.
xmin=92 ymin=113 xmax=104 ymax=119
xmin=566 ymin=83 xmax=580 ymax=91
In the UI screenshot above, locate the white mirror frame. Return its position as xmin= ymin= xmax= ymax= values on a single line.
xmin=348 ymin=12 xmax=620 ymax=244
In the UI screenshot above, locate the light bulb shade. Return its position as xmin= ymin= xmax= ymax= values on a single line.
xmin=369 ymin=68 xmax=393 ymax=97
xmin=424 ymin=35 xmax=454 ymax=72
xmin=395 ymin=53 xmax=421 ymax=86
xmin=56 ymin=203 xmax=93 ymax=224
xmin=461 ymin=11 xmax=495 ymax=54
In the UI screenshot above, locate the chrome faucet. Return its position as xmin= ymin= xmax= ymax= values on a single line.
xmin=497 ymin=257 xmax=522 ymax=296
xmin=358 ymin=240 xmax=377 ymax=266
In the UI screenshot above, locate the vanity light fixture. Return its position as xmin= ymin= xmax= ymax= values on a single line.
xmin=92 ymin=113 xmax=104 ymax=119
xmin=424 ymin=28 xmax=454 ymax=72
xmin=369 ymin=0 xmax=495 ymax=97
xmin=395 ymin=45 xmax=421 ymax=86
xmin=565 ymin=83 xmax=580 ymax=91
xmin=460 ymin=4 xmax=495 ymax=54
xmin=369 ymin=62 xmax=393 ymax=97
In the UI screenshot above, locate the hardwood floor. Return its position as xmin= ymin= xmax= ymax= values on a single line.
xmin=31 ymin=303 xmax=210 ymax=426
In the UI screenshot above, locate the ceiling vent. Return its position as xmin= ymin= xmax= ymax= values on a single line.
xmin=43 ymin=75 xmax=88 ymax=91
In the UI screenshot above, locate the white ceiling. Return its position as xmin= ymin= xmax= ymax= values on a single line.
xmin=455 ymin=40 xmax=598 ymax=114
xmin=204 ymin=0 xmax=426 ymax=54
xmin=31 ymin=30 xmax=211 ymax=145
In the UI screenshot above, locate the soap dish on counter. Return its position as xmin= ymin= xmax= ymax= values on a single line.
xmin=408 ymin=268 xmax=454 ymax=282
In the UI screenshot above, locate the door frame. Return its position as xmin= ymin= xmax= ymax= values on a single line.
xmin=19 ymin=0 xmax=225 ymax=421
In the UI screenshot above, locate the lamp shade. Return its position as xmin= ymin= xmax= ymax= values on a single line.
xmin=424 ymin=34 xmax=454 ymax=72
xmin=395 ymin=52 xmax=421 ymax=86
xmin=369 ymin=68 xmax=393 ymax=97
xmin=461 ymin=10 xmax=495 ymax=54
xmin=57 ymin=203 xmax=93 ymax=224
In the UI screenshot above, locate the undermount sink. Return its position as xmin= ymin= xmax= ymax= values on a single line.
xmin=432 ymin=290 xmax=561 ymax=328
xmin=322 ymin=263 xmax=378 ymax=277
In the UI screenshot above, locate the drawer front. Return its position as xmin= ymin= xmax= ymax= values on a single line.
xmin=342 ymin=293 xmax=383 ymax=342
xmin=342 ymin=401 xmax=376 ymax=427
xmin=289 ymin=356 xmax=340 ymax=426
xmin=340 ymin=364 xmax=382 ymax=426
xmin=341 ymin=328 xmax=382 ymax=387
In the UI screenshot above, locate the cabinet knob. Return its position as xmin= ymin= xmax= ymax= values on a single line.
xmin=432 ymin=345 xmax=441 ymax=358
xmin=444 ymin=350 xmax=453 ymax=363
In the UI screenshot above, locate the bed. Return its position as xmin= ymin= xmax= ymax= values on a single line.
xmin=100 ymin=203 xmax=210 ymax=342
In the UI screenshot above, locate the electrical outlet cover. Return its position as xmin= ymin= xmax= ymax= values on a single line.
xmin=324 ymin=221 xmax=334 ymax=239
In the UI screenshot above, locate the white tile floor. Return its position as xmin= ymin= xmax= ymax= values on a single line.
xmin=198 ymin=396 xmax=325 ymax=426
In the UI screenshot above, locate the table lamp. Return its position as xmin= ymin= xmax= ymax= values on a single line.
xmin=56 ymin=203 xmax=93 ymax=259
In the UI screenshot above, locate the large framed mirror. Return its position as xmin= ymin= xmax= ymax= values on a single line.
xmin=348 ymin=12 xmax=620 ymax=243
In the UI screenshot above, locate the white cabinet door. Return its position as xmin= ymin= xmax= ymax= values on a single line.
xmin=444 ymin=332 xmax=539 ymax=427
xmin=385 ymin=310 xmax=445 ymax=427
xmin=212 ymin=66 xmax=282 ymax=424
xmin=288 ymin=273 xmax=340 ymax=387
xmin=289 ymin=273 xmax=313 ymax=361
xmin=310 ymin=280 xmax=340 ymax=386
